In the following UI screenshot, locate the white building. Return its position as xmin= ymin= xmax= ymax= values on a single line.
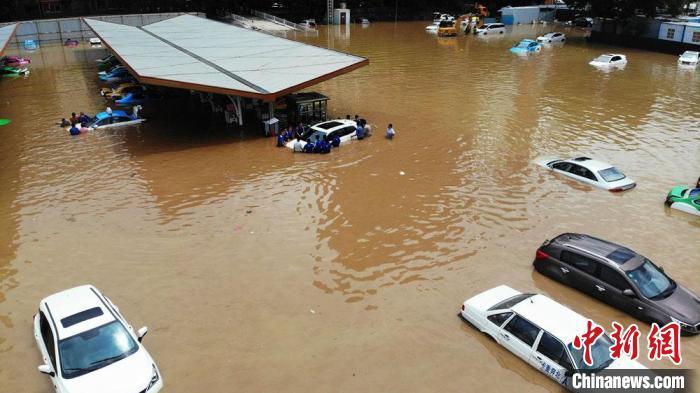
xmin=659 ymin=22 xmax=700 ymax=45
xmin=499 ymin=4 xmax=567 ymax=25
xmin=333 ymin=2 xmax=350 ymax=25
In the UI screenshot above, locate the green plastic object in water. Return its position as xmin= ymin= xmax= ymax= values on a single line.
xmin=1 ymin=66 xmax=28 ymax=75
xmin=0 ymin=119 xmax=10 ymax=126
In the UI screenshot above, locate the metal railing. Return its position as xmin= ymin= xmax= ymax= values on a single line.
xmin=224 ymin=12 xmax=297 ymax=37
xmin=251 ymin=10 xmax=318 ymax=35
xmin=229 ymin=13 xmax=254 ymax=26
xmin=6 ymin=12 xmax=204 ymax=45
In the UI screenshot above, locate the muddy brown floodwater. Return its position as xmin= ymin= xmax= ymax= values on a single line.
xmin=0 ymin=21 xmax=699 ymax=392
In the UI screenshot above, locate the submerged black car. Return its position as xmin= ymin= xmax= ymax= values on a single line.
xmin=533 ymin=233 xmax=700 ymax=335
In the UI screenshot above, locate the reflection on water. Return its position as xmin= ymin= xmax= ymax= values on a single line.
xmin=0 ymin=21 xmax=698 ymax=392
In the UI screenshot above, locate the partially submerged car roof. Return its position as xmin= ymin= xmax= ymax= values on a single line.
xmin=96 ymin=110 xmax=129 ymax=120
xmin=511 ymin=294 xmax=587 ymax=344
xmin=553 ymin=233 xmax=619 ymax=255
xmin=566 ymin=157 xmax=616 ymax=172
xmin=42 ymin=285 xmax=116 ymax=339
xmin=310 ymin=119 xmax=356 ymax=133
xmin=552 ymin=233 xmax=643 ymax=268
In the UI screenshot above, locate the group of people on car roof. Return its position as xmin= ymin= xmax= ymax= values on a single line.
xmin=60 ymin=111 xmax=92 ymax=135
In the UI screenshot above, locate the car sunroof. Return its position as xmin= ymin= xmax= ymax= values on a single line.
xmin=606 ymin=248 xmax=636 ymax=264
xmin=60 ymin=307 xmax=104 ymax=328
xmin=315 ymin=121 xmax=343 ymax=130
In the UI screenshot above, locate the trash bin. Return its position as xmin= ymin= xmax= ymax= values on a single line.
xmin=263 ymin=117 xmax=279 ymax=136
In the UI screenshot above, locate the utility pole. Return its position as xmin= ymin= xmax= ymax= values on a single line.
xmin=327 ymin=0 xmax=333 ymax=24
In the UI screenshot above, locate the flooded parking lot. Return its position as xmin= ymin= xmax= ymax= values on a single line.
xmin=0 ymin=21 xmax=699 ymax=392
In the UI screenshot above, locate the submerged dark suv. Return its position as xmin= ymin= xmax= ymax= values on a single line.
xmin=533 ymin=233 xmax=700 ymax=335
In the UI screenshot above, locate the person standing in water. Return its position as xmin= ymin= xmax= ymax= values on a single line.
xmin=356 ymin=122 xmax=365 ymax=140
xmin=293 ymin=137 xmax=304 ymax=153
xmin=361 ymin=119 xmax=372 ymax=137
xmin=385 ymin=124 xmax=395 ymax=139
xmin=69 ymin=123 xmax=80 ymax=136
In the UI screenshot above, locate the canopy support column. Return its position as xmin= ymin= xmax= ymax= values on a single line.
xmin=226 ymin=95 xmax=243 ymax=126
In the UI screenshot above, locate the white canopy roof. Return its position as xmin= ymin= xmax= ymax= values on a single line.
xmin=84 ymin=15 xmax=368 ymax=101
xmin=0 ymin=24 xmax=17 ymax=55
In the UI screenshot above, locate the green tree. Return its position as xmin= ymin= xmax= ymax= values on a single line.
xmin=567 ymin=0 xmax=691 ymax=19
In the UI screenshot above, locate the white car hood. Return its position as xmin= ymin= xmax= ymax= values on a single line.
xmin=606 ymin=356 xmax=647 ymax=370
xmin=62 ymin=348 xmax=153 ymax=393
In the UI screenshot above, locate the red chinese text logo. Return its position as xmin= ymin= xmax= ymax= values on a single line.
xmin=647 ymin=322 xmax=682 ymax=365
xmin=609 ymin=322 xmax=640 ymax=360
xmin=572 ymin=320 xmax=604 ymax=366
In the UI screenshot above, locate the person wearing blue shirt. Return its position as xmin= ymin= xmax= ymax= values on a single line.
xmin=277 ymin=132 xmax=286 ymax=147
xmin=323 ymin=140 xmax=332 ymax=153
xmin=331 ymin=134 xmax=341 ymax=148
xmin=304 ymin=141 xmax=315 ymax=153
xmin=78 ymin=112 xmax=90 ymax=124
xmin=312 ymin=135 xmax=323 ymax=153
xmin=356 ymin=124 xmax=365 ymax=140
xmin=286 ymin=128 xmax=294 ymax=141
xmin=69 ymin=123 xmax=80 ymax=136
xmin=386 ymin=124 xmax=395 ymax=139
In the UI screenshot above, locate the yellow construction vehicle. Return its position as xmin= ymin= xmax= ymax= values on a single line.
xmin=437 ymin=20 xmax=457 ymax=37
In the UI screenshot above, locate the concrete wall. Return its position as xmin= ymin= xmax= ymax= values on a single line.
xmin=658 ymin=23 xmax=700 ymax=45
xmin=682 ymin=25 xmax=700 ymax=44
xmin=659 ymin=23 xmax=685 ymax=42
xmin=8 ymin=12 xmax=205 ymax=46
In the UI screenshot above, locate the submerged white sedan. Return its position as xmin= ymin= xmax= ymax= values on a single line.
xmin=589 ymin=53 xmax=627 ymax=68
xmin=459 ymin=285 xmax=645 ymax=389
xmin=536 ymin=32 xmax=566 ymax=43
xmin=678 ymin=50 xmax=699 ymax=67
xmin=34 ymin=285 xmax=162 ymax=393
xmin=536 ymin=156 xmax=636 ymax=192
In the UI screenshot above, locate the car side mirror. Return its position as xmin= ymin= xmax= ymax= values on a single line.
xmin=38 ymin=364 xmax=55 ymax=377
xmin=623 ymin=289 xmax=636 ymax=297
xmin=137 ymin=326 xmax=148 ymax=342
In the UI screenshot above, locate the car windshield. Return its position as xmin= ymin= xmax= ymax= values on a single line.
xmin=680 ymin=52 xmax=697 ymax=60
xmin=516 ymin=41 xmax=530 ymax=48
xmin=302 ymin=130 xmax=326 ymax=142
xmin=594 ymin=55 xmax=612 ymax=63
xmin=58 ymin=320 xmax=138 ymax=379
xmin=87 ymin=118 xmax=101 ymax=128
xmin=568 ymin=334 xmax=614 ymax=371
xmin=625 ymin=259 xmax=674 ymax=299
xmin=688 ymin=188 xmax=700 ymax=198
xmin=598 ymin=167 xmax=626 ymax=182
